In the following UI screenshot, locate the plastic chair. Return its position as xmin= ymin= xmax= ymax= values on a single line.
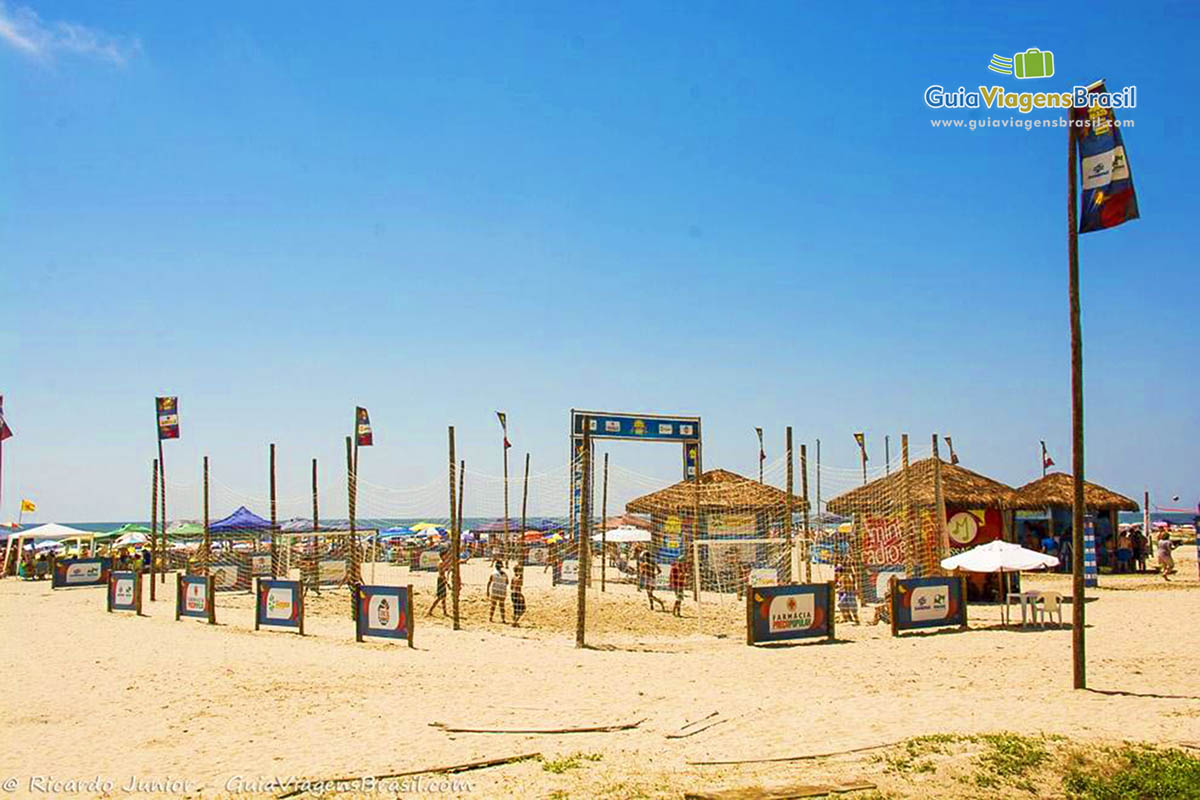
xmin=1037 ymin=591 xmax=1063 ymax=627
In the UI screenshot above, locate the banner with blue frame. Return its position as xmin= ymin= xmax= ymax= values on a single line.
xmin=176 ymin=574 xmax=216 ymax=624
xmin=107 ymin=571 xmax=142 ymax=614
xmin=746 ymin=582 xmax=835 ymax=645
xmin=52 ymin=557 xmax=110 ymax=589
xmin=255 ymin=578 xmax=304 ymax=634
xmin=889 ymin=575 xmax=967 ymax=634
xmin=355 ymin=584 xmax=413 ymax=646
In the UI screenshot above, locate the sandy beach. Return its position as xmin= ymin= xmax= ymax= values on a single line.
xmin=2 ymin=549 xmax=1197 ymax=799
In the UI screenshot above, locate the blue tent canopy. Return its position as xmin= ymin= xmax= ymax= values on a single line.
xmin=209 ymin=506 xmax=273 ymax=532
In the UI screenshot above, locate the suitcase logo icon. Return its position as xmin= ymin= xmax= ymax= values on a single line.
xmin=988 ymin=48 xmax=1055 ymax=79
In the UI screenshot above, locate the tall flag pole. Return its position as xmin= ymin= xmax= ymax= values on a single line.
xmin=1068 ymin=79 xmax=1140 ymax=691
xmin=0 ymin=396 xmax=11 ymax=529
xmin=354 ymin=407 xmax=373 ymax=576
xmin=755 ymin=427 xmax=765 ymax=483
xmin=155 ymin=397 xmax=179 ymax=562
xmin=853 ymin=432 xmax=868 ymax=485
xmin=497 ymin=412 xmax=511 ymax=559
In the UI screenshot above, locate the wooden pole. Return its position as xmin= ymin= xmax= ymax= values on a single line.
xmin=520 ymin=452 xmax=530 ymax=569
xmin=885 ymin=435 xmax=890 ymax=476
xmin=270 ymin=443 xmax=277 ymax=577
xmin=311 ymin=458 xmax=319 ymax=529
xmin=1068 ymin=118 xmax=1086 ymax=690
xmin=150 ymin=458 xmax=158 ymax=601
xmin=800 ymin=440 xmax=811 ymax=583
xmin=502 ymin=426 xmax=510 ymax=565
xmin=784 ymin=430 xmax=793 ymax=578
xmin=449 ymin=427 xmax=460 ymax=630
xmin=600 ymin=453 xmax=608 ymax=591
xmin=158 ymin=436 xmax=167 ymax=584
xmin=576 ymin=417 xmax=591 ymax=648
xmin=815 ymin=438 xmax=822 ymax=541
xmin=860 ymin=437 xmax=867 ymax=485
xmin=931 ymin=435 xmax=948 ymax=569
xmin=346 ymin=436 xmax=358 ymax=619
xmin=901 ymin=434 xmax=917 ymax=577
xmin=202 ymin=456 xmax=210 ymax=577
xmin=692 ymin=450 xmax=702 ymax=603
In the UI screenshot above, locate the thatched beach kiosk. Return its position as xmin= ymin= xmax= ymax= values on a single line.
xmin=826 ymin=457 xmax=1015 ymax=601
xmin=1008 ymin=472 xmax=1138 ymax=571
xmin=625 ymin=468 xmax=808 ymax=590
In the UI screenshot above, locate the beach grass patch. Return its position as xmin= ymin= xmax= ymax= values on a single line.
xmin=1062 ymin=745 xmax=1200 ymax=799
xmin=541 ymin=752 xmax=603 ymax=774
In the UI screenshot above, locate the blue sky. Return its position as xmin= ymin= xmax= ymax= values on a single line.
xmin=2 ymin=1 xmax=1197 ymax=522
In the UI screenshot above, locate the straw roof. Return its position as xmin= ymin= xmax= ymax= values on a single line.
xmin=1008 ymin=472 xmax=1138 ymax=512
xmin=825 ymin=457 xmax=1014 ymax=515
xmin=625 ymin=469 xmax=808 ymax=515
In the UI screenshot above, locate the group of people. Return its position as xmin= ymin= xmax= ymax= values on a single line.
xmin=1027 ymin=524 xmax=1180 ymax=579
xmin=425 ymin=555 xmax=527 ymax=627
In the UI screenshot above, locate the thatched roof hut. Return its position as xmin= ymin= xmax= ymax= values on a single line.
xmin=626 ymin=468 xmax=809 ymax=515
xmin=825 ymin=457 xmax=1013 ymax=515
xmin=1009 ymin=472 xmax=1138 ymax=512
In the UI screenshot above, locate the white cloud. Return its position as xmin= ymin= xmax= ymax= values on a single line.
xmin=0 ymin=2 xmax=140 ymax=65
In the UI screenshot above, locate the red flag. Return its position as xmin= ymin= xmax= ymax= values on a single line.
xmin=356 ymin=407 xmax=373 ymax=447
xmin=0 ymin=396 xmax=12 ymax=441
xmin=497 ymin=411 xmax=511 ymax=449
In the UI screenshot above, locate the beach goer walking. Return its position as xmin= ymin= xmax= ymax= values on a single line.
xmin=639 ymin=550 xmax=665 ymax=611
xmin=668 ymin=557 xmax=686 ymax=617
xmin=511 ymin=563 xmax=526 ymax=626
xmin=427 ymin=556 xmax=449 ymax=616
xmin=487 ymin=560 xmax=509 ymax=622
xmin=836 ymin=568 xmax=859 ymax=624
xmin=1156 ymin=532 xmax=1177 ymax=580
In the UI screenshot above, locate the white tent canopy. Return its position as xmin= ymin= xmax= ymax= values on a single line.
xmin=592 ymin=526 xmax=652 ymax=544
xmin=941 ymin=539 xmax=1059 ymax=573
xmin=6 ymin=523 xmax=93 ymax=542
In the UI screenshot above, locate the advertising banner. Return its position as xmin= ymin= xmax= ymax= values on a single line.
xmin=355 ymin=584 xmax=413 ymax=646
xmin=255 ymin=578 xmax=304 ymax=634
xmin=889 ymin=576 xmax=967 ymax=634
xmin=747 ymin=582 xmax=835 ymax=645
xmin=318 ymin=559 xmax=347 ymax=586
xmin=52 ymin=557 xmax=111 ymax=589
xmin=107 ymin=571 xmax=142 ymax=614
xmin=176 ymin=574 xmax=216 ymax=624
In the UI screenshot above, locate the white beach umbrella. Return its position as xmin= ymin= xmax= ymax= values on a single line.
xmin=114 ymin=532 xmax=149 ymax=547
xmin=940 ymin=539 xmax=1059 ymax=572
xmin=592 ymin=526 xmax=652 ymax=544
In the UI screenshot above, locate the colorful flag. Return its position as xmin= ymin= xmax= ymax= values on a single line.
xmin=853 ymin=432 xmax=867 ymax=461
xmin=355 ymin=407 xmax=373 ymax=447
xmin=1041 ymin=440 xmax=1055 ymax=469
xmin=755 ymin=427 xmax=765 ymax=462
xmin=0 ymin=396 xmax=11 ymax=441
xmin=944 ymin=436 xmax=959 ymax=465
xmin=1073 ymin=81 xmax=1139 ymax=233
xmin=20 ymin=499 xmax=36 ymax=513
xmin=496 ymin=411 xmax=511 ymax=449
xmin=155 ymin=396 xmax=179 ymax=440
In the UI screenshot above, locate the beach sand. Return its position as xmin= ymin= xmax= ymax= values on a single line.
xmin=1 ymin=548 xmax=1197 ymax=798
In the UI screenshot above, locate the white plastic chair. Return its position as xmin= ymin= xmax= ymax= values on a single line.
xmin=1037 ymin=591 xmax=1063 ymax=627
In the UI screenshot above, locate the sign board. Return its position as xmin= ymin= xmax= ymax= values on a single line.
xmin=176 ymin=574 xmax=216 ymax=624
xmin=210 ymin=563 xmax=247 ymax=592
xmin=747 ymin=583 xmax=835 ymax=645
xmin=414 ymin=549 xmax=442 ymax=571
xmin=52 ymin=557 xmax=110 ymax=589
xmin=889 ymin=576 xmax=967 ymax=635
xmin=558 ymin=558 xmax=580 ymax=585
xmin=250 ymin=553 xmax=273 ymax=577
xmin=255 ymin=578 xmax=304 ymax=634
xmin=355 ymin=584 xmax=414 ymax=646
xmin=107 ymin=571 xmax=142 ymax=614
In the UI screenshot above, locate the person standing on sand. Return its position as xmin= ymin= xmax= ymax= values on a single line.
xmin=1131 ymin=527 xmax=1147 ymax=573
xmin=1115 ymin=530 xmax=1132 ymax=574
xmin=1156 ymin=531 xmax=1177 ymax=580
xmin=836 ymin=568 xmax=859 ymax=624
xmin=639 ymin=550 xmax=665 ymax=611
xmin=487 ymin=560 xmax=509 ymax=622
xmin=668 ymin=556 xmax=686 ymax=617
xmin=511 ymin=562 xmax=526 ymax=626
xmin=427 ymin=555 xmax=450 ymax=616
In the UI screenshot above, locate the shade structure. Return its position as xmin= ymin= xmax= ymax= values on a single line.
xmin=410 ymin=522 xmax=443 ymax=533
xmin=940 ymin=540 xmax=1059 ymax=573
xmin=209 ymin=506 xmax=273 ymax=532
xmin=592 ymin=526 xmax=651 ymax=544
xmin=626 ymin=469 xmax=807 ymax=515
xmin=114 ymin=531 xmax=150 ymax=547
xmin=826 ymin=457 xmax=1013 ymax=514
xmin=167 ymin=521 xmax=205 ymax=535
xmin=98 ymin=523 xmax=152 ymax=541
xmin=6 ymin=522 xmax=91 ymax=542
xmin=601 ymin=514 xmax=652 ymax=531
xmin=1008 ymin=472 xmax=1138 ymax=512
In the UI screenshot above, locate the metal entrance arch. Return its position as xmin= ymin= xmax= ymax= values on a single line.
xmin=568 ymin=409 xmax=702 ymax=541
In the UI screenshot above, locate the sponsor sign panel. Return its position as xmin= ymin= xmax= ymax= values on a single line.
xmin=108 ymin=570 xmax=141 ymax=613
xmin=415 ymin=549 xmax=442 ymax=571
xmin=255 ymin=578 xmax=303 ymax=633
xmin=355 ymin=584 xmax=413 ymax=646
xmin=747 ymin=583 xmax=834 ymax=645
xmin=177 ymin=574 xmax=215 ymax=623
xmin=250 ymin=553 xmax=272 ymax=577
xmin=52 ymin=557 xmax=111 ymax=589
xmin=889 ymin=576 xmax=968 ymax=633
xmin=559 ymin=558 xmax=580 ymax=585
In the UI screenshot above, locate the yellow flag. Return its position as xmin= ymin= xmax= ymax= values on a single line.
xmin=20 ymin=499 xmax=36 ymax=513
